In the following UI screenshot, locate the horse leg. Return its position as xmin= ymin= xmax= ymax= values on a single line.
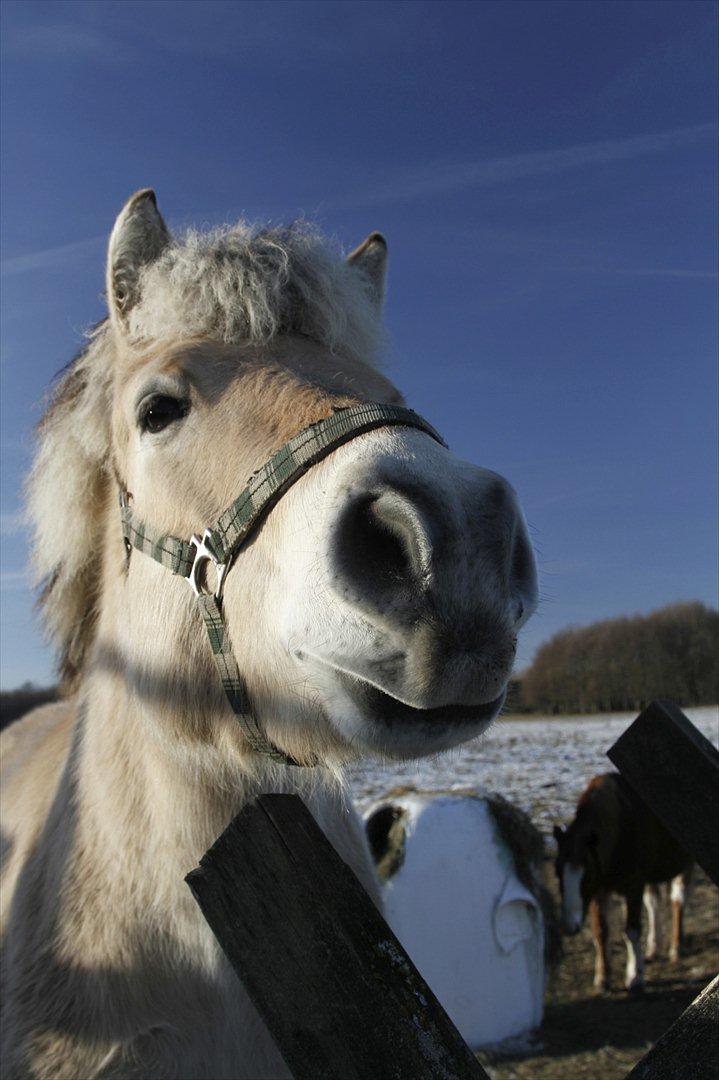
xmin=643 ymin=883 xmax=663 ymax=961
xmin=623 ymin=888 xmax=645 ymax=992
xmin=669 ymin=867 xmax=692 ymax=962
xmin=590 ymin=892 xmax=611 ymax=991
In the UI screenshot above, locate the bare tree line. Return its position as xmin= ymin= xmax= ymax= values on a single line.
xmin=0 ymin=684 xmax=57 ymax=730
xmin=514 ymin=601 xmax=719 ymax=715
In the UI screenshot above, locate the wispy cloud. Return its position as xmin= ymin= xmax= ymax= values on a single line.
xmin=332 ymin=123 xmax=717 ymax=209
xmin=0 ymin=235 xmax=104 ymax=278
xmin=614 ymin=268 xmax=718 ymax=281
xmin=4 ymin=23 xmax=134 ymax=64
xmin=2 ymin=8 xmax=350 ymax=67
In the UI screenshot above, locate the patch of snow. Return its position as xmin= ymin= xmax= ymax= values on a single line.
xmin=349 ymin=706 xmax=718 ymax=841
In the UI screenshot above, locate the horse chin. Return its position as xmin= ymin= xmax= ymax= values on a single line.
xmin=302 ymin=659 xmax=505 ymax=760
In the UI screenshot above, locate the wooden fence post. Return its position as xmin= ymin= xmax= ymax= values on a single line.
xmin=608 ymin=699 xmax=719 ymax=886
xmin=607 ymin=701 xmax=719 ymax=1078
xmin=187 ymin=793 xmax=488 ymax=1080
xmin=625 ymin=975 xmax=719 ymax=1080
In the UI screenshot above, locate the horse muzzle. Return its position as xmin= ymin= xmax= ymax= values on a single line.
xmin=292 ymin=442 xmax=538 ymax=754
xmin=329 ymin=465 xmax=536 ymax=705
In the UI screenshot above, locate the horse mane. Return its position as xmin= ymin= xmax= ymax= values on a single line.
xmin=27 ymin=220 xmax=385 ymax=688
xmin=129 ymin=220 xmax=384 ymax=358
xmin=27 ymin=327 xmax=115 ymax=689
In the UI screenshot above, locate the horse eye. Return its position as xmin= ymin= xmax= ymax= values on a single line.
xmin=140 ymin=395 xmax=189 ymax=434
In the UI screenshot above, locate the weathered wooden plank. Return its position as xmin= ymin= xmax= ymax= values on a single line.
xmin=626 ymin=974 xmax=719 ymax=1078
xmin=186 ymin=793 xmax=488 ymax=1080
xmin=608 ymin=700 xmax=719 ymax=886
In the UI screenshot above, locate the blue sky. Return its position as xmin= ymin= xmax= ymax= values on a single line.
xmin=1 ymin=0 xmax=717 ymax=687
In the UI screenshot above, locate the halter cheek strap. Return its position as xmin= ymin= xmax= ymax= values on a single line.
xmin=120 ymin=402 xmax=446 ymax=766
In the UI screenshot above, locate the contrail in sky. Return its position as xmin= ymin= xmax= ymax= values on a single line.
xmin=3 ymin=123 xmax=715 ymax=271
xmin=1 ymin=235 xmax=103 ymax=278
xmin=332 ymin=123 xmax=717 ymax=208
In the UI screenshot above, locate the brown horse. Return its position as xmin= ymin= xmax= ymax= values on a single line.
xmin=554 ymin=772 xmax=692 ymax=992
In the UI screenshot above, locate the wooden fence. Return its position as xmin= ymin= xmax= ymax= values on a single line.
xmin=608 ymin=700 xmax=718 ymax=1078
xmin=186 ymin=699 xmax=718 ymax=1078
xmin=187 ymin=792 xmax=488 ymax=1079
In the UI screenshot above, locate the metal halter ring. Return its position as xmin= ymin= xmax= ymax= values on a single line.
xmin=119 ymin=489 xmax=133 ymax=557
xmin=189 ymin=530 xmax=229 ymax=600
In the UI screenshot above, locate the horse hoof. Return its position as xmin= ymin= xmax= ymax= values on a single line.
xmin=626 ymin=982 xmax=644 ymax=995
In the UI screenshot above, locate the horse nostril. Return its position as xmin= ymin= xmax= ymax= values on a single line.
xmin=511 ymin=531 xmax=533 ymax=587
xmin=332 ymin=488 xmax=433 ymax=610
xmin=357 ymin=499 xmax=414 ymax=582
xmin=509 ymin=522 xmax=538 ymax=624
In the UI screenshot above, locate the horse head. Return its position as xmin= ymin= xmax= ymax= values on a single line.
xmin=31 ymin=190 xmax=538 ymax=768
xmin=553 ymin=822 xmax=600 ymax=933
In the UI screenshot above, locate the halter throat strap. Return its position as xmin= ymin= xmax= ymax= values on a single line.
xmin=120 ymin=402 xmax=446 ymax=766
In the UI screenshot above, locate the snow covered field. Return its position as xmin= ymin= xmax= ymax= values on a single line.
xmin=348 ymin=705 xmax=718 ymax=839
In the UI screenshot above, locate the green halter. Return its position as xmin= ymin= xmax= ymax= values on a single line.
xmin=121 ymin=402 xmax=446 ymax=766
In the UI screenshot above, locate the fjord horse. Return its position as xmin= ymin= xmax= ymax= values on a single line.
xmin=0 ymin=190 xmax=538 ymax=1078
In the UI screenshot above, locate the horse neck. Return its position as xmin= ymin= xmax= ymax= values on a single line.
xmin=574 ymin=795 xmax=621 ymax=877
xmin=74 ymin=511 xmax=268 ymax=878
xmin=74 ymin=496 xmax=342 ymax=890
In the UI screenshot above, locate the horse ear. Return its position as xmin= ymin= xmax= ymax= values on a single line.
xmin=553 ymin=825 xmax=565 ymax=843
xmin=347 ymin=232 xmax=387 ymax=311
xmin=107 ymin=189 xmax=170 ymax=330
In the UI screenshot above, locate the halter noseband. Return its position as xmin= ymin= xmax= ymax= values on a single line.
xmin=120 ymin=402 xmax=446 ymax=766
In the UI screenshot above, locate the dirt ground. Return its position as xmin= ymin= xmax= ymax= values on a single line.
xmin=476 ymin=869 xmax=719 ymax=1079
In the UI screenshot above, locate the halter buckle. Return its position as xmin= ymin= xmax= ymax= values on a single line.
xmin=189 ymin=530 xmax=229 ymax=600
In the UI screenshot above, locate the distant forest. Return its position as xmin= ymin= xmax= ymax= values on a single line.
xmin=512 ymin=601 xmax=719 ymax=715
xmin=2 ymin=601 xmax=718 ymax=728
xmin=0 ymin=684 xmax=57 ymax=730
